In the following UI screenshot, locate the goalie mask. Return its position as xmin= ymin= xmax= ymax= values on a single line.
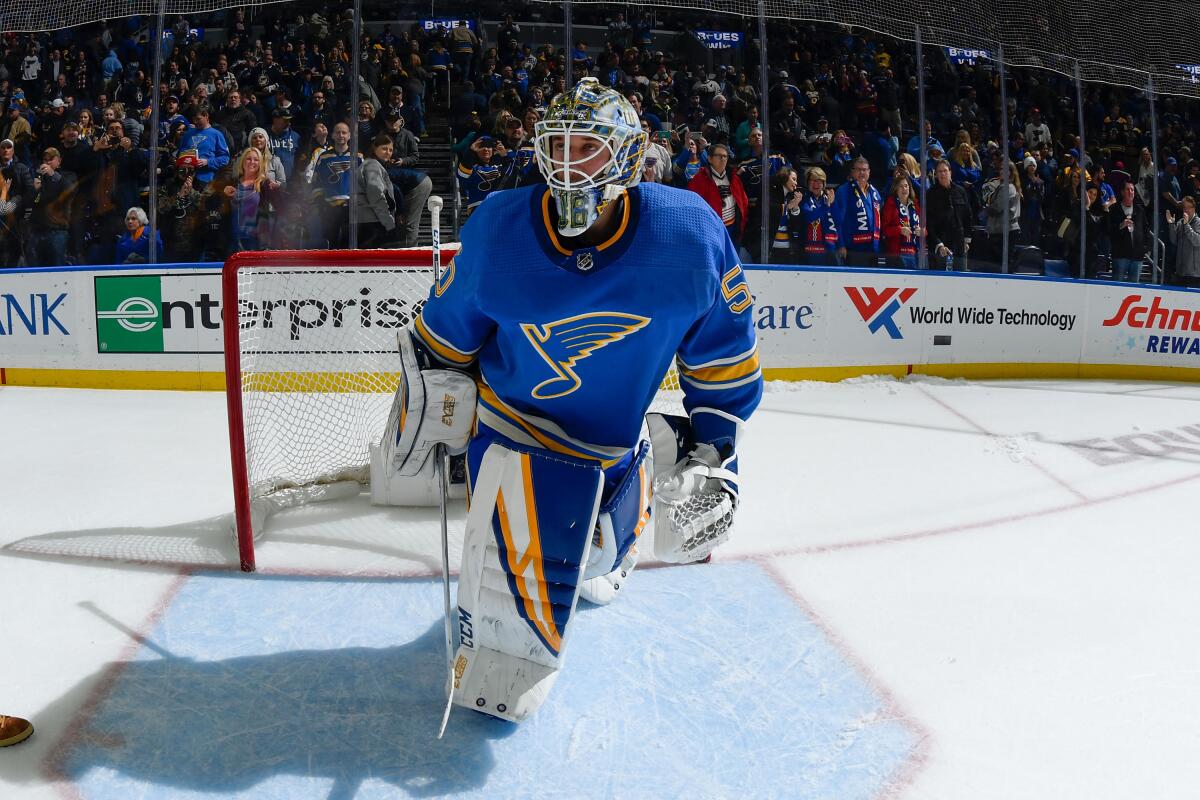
xmin=533 ymin=77 xmax=648 ymax=238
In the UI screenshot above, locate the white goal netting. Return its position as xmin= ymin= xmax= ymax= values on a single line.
xmin=225 ymin=248 xmax=682 ymax=569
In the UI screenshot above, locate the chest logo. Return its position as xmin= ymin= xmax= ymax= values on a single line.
xmin=520 ymin=312 xmax=651 ymax=400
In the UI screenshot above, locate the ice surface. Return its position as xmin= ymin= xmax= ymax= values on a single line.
xmin=2 ymin=378 xmax=1199 ymax=798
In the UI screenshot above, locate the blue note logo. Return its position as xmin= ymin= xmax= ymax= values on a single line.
xmin=520 ymin=312 xmax=650 ymax=399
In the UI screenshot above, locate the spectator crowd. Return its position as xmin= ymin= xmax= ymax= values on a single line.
xmin=1 ymin=4 xmax=1200 ymax=286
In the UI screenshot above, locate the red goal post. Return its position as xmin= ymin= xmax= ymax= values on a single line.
xmin=224 ymin=247 xmax=682 ymax=573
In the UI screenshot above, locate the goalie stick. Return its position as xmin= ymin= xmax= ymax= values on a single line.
xmin=425 ymin=194 xmax=457 ymax=740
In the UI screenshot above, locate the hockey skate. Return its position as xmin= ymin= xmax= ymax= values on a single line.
xmin=579 ymin=544 xmax=638 ymax=606
xmin=0 ymin=715 xmax=33 ymax=747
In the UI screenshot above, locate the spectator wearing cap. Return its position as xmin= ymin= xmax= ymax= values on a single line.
xmin=267 ymin=106 xmax=300 ymax=181
xmin=114 ymin=206 xmax=163 ymax=263
xmin=806 ymin=117 xmax=832 ymax=161
xmin=38 ymin=98 xmax=68 ymax=151
xmin=215 ymin=89 xmax=255 ymax=152
xmin=1024 ymin=107 xmax=1052 ymax=151
xmin=2 ymin=103 xmax=33 ymax=165
xmin=384 ymin=85 xmax=424 ymax=138
xmin=179 ymin=103 xmax=229 ymax=187
xmin=1159 ymin=156 xmax=1182 ymax=218
xmin=905 ymin=120 xmax=943 ymax=162
xmin=832 ymin=157 xmax=884 ymax=266
xmin=380 ymin=110 xmax=432 ymax=246
xmin=247 ymin=128 xmax=285 ymax=188
xmin=155 ymin=153 xmax=207 ymax=260
xmin=1021 ymin=155 xmax=1045 ymax=246
xmin=29 ymin=146 xmax=76 ymax=266
xmin=689 ymin=142 xmax=748 ymax=247
xmin=457 ymin=135 xmax=504 ymax=214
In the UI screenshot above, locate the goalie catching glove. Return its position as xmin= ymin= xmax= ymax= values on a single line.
xmin=381 ymin=327 xmax=477 ymax=477
xmin=647 ymin=413 xmax=741 ymax=564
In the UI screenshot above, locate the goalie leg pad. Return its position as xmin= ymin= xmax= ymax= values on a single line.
xmin=453 ymin=432 xmax=603 ymax=721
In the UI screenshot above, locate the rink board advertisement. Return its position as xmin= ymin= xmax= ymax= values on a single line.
xmin=4 ymin=263 xmax=1200 ymax=388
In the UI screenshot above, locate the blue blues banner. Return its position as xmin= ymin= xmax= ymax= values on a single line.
xmin=1175 ymin=64 xmax=1200 ymax=83
xmin=694 ymin=31 xmax=743 ymax=49
xmin=946 ymin=47 xmax=991 ymax=65
xmin=420 ymin=18 xmax=476 ymax=32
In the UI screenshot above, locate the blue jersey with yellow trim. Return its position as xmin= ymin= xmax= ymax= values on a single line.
xmin=457 ymin=161 xmax=505 ymax=209
xmin=415 ymin=182 xmax=761 ymax=465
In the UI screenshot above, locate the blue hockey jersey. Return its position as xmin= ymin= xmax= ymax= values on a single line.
xmin=415 ymin=182 xmax=762 ymax=466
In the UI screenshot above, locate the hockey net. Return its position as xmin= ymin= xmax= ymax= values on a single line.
xmin=224 ymin=247 xmax=681 ymax=571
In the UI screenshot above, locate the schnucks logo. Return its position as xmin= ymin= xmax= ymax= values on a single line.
xmin=845 ymin=287 xmax=917 ymax=339
xmin=1102 ymin=294 xmax=1200 ymax=331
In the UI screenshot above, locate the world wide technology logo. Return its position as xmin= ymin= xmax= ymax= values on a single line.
xmin=844 ymin=286 xmax=917 ymax=339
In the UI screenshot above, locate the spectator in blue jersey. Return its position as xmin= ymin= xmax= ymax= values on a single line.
xmin=267 ymin=107 xmax=300 ymax=181
xmin=905 ymin=120 xmax=943 ymax=161
xmin=688 ymin=143 xmax=748 ymax=248
xmin=114 ymin=207 xmax=162 ymax=263
xmin=833 ymin=157 xmax=883 ymax=267
xmin=786 ymin=166 xmax=839 ymax=265
xmin=861 ymin=119 xmax=899 ymax=191
xmin=672 ymin=133 xmax=707 ymax=186
xmin=310 ymin=121 xmax=358 ymax=248
xmin=179 ymin=103 xmax=229 ymax=187
xmin=457 ymin=135 xmax=504 ymax=214
xmin=495 ymin=118 xmax=538 ymax=190
xmin=736 ymin=128 xmax=789 ymax=261
xmin=426 ymin=40 xmax=452 ymax=102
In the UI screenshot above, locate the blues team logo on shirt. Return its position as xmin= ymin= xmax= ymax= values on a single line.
xmin=520 ymin=312 xmax=651 ymax=399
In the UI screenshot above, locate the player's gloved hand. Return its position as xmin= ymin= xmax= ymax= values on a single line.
xmin=653 ymin=442 xmax=738 ymax=564
xmin=387 ymin=328 xmax=477 ymax=476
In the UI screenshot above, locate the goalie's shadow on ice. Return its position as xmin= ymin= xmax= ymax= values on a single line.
xmin=35 ymin=620 xmax=514 ymax=798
